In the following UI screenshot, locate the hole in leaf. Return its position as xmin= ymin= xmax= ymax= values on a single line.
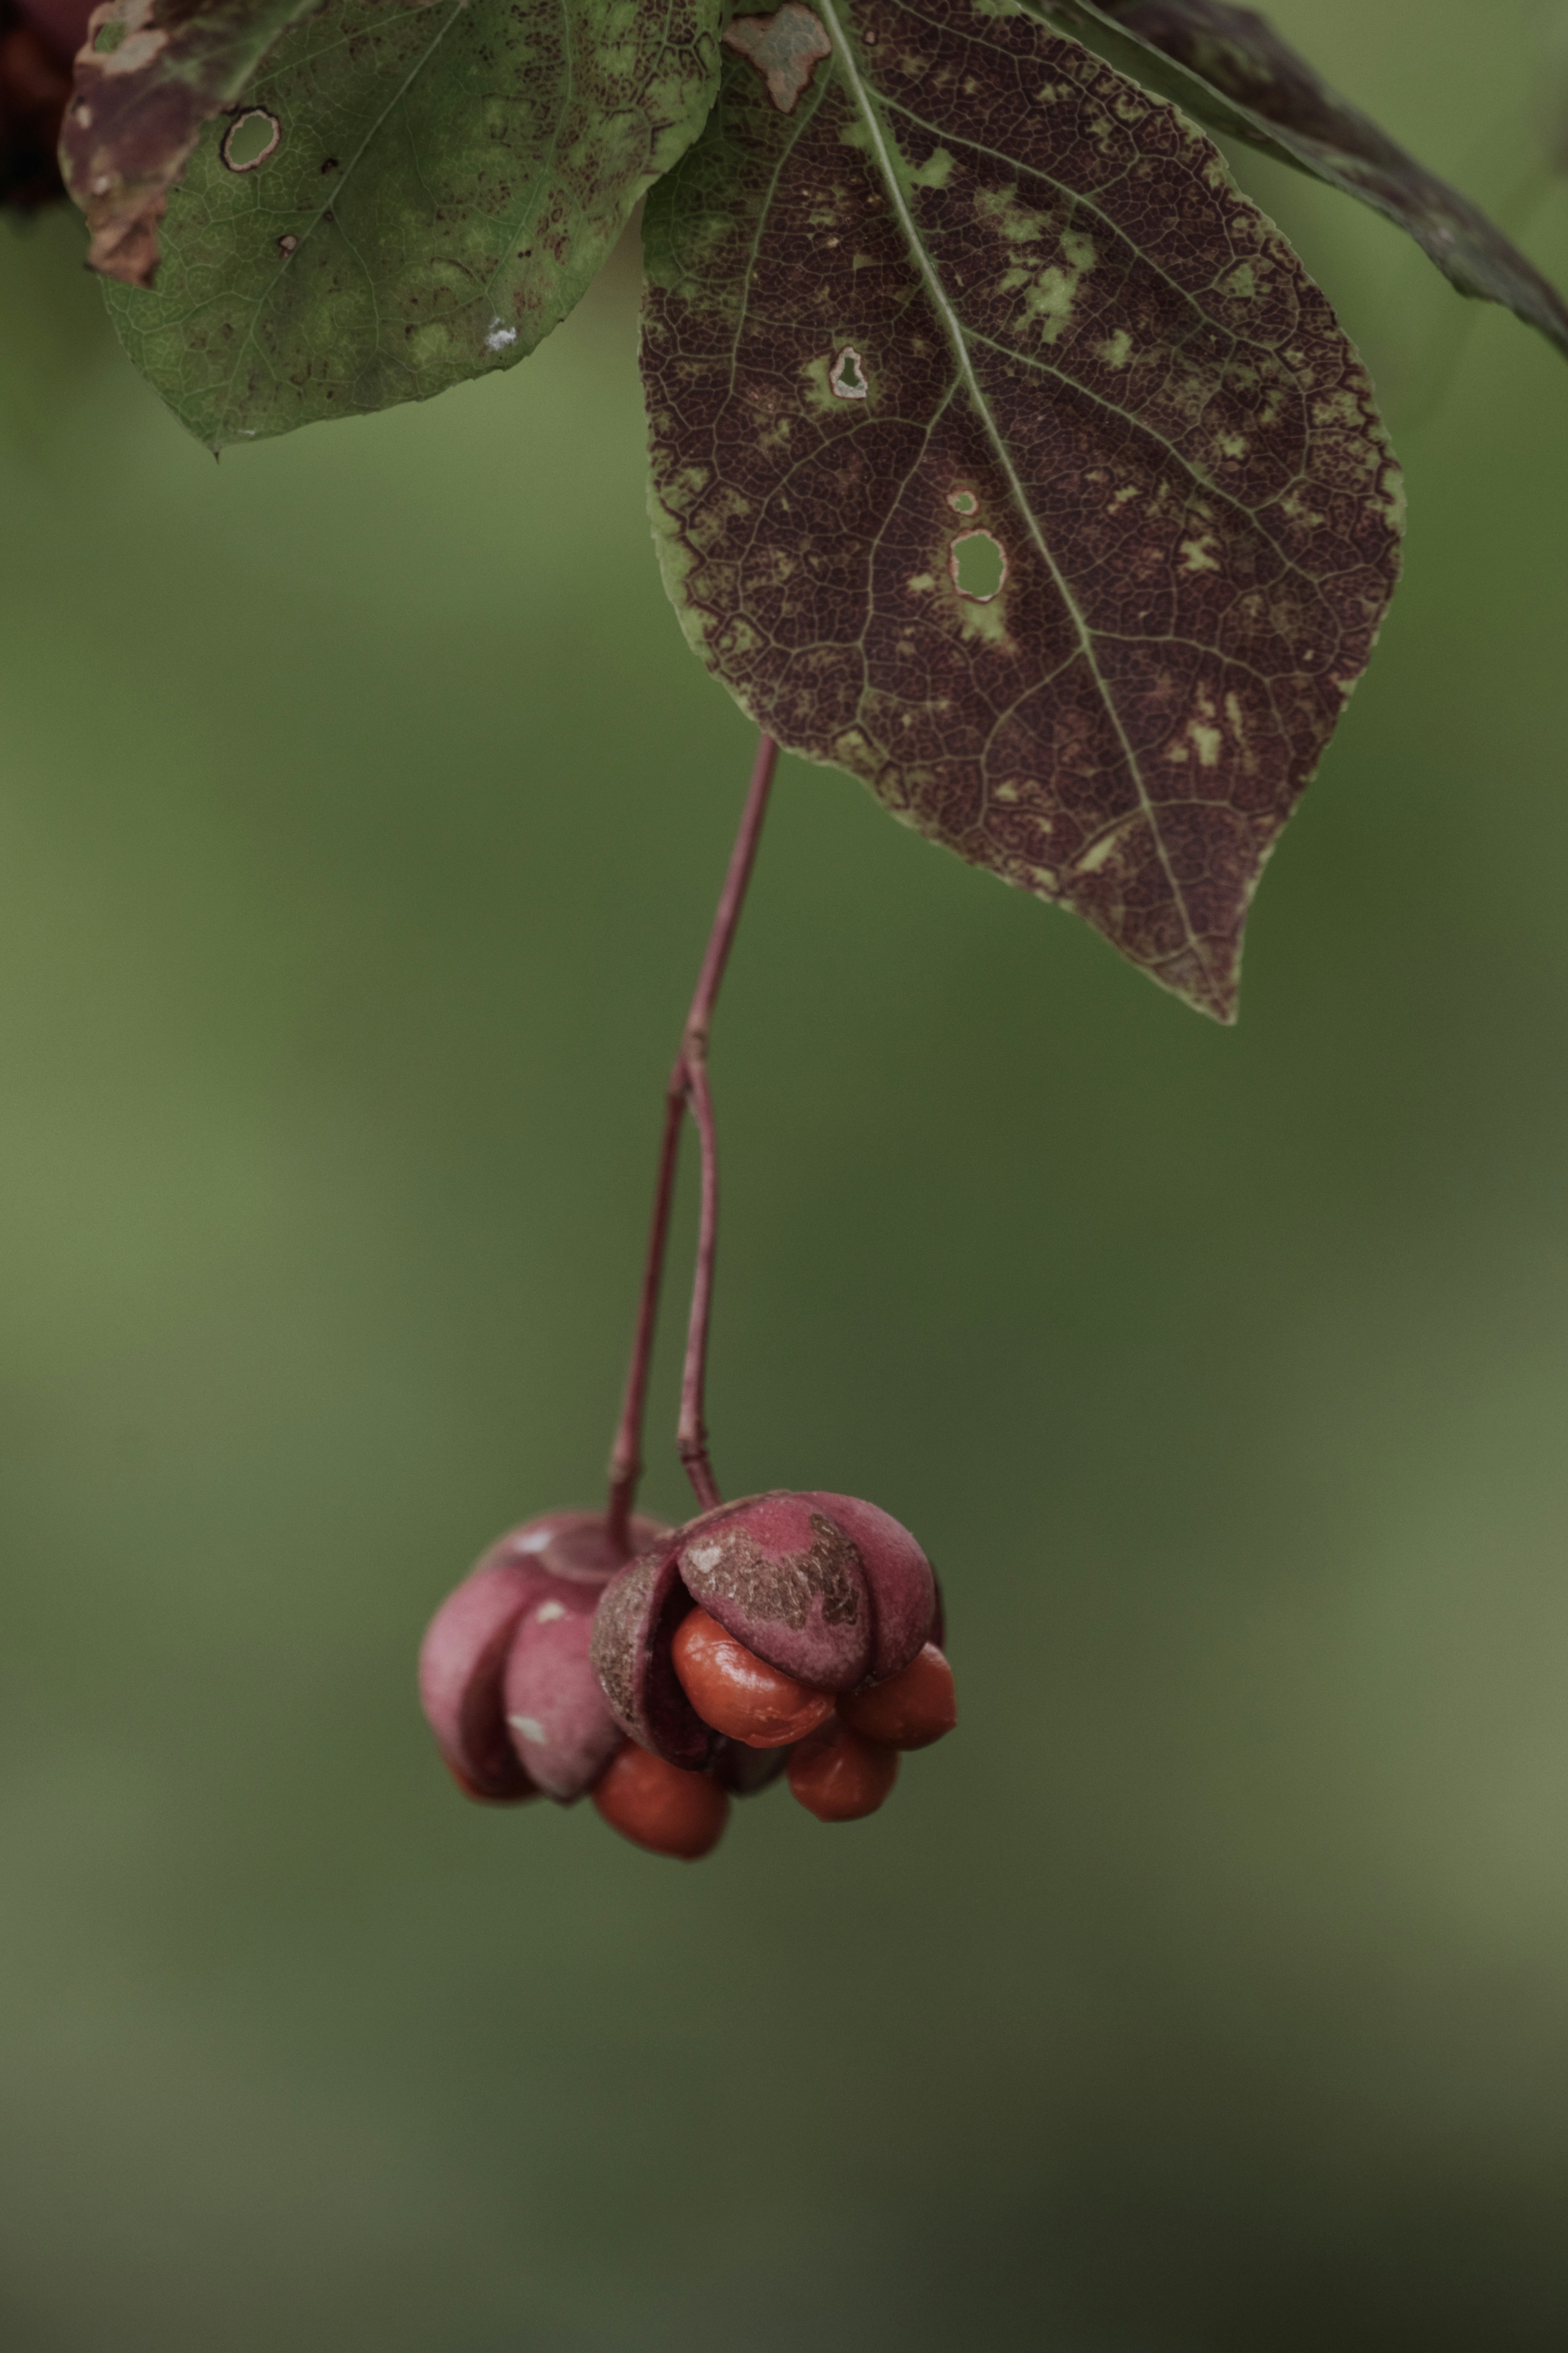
xmin=221 ymin=108 xmax=282 ymax=173
xmin=830 ymin=346 xmax=868 ymax=400
xmin=93 ymin=18 xmax=126 ymax=52
xmin=949 ymin=529 xmax=1007 ymax=602
xmin=947 ymin=489 xmax=978 ymax=515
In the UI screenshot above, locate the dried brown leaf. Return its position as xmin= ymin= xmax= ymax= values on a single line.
xmin=642 ymin=0 xmax=1403 ymax=1019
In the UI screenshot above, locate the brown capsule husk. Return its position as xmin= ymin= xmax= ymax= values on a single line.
xmin=590 ymin=1542 xmax=716 ymax=1771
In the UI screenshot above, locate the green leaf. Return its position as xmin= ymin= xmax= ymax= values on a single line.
xmin=103 ymin=0 xmax=723 ymax=446
xmin=62 ymin=0 xmax=327 ymax=284
xmin=643 ymin=0 xmax=1403 ymax=1021
xmin=1040 ymin=0 xmax=1568 ymax=364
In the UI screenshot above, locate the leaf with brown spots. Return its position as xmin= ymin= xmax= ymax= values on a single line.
xmin=100 ymin=0 xmax=723 ymax=444
xmin=1042 ymin=0 xmax=1568 ymax=364
xmin=63 ymin=0 xmax=323 ymax=283
xmin=642 ymin=0 xmax=1403 ymax=1019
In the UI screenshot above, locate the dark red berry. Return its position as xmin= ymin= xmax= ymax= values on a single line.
xmin=593 ymin=1742 xmax=730 ymax=1859
xmin=671 ymin=1606 xmax=835 ymax=1748
xmin=839 ymin=1644 xmax=956 ymax=1751
xmin=787 ymin=1722 xmax=900 ymax=1823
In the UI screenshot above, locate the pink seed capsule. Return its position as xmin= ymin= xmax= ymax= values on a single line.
xmin=419 ymin=1559 xmax=540 ymax=1803
xmin=503 ymin=1580 xmax=624 ymax=1802
xmin=590 ymin=1541 xmax=718 ymax=1770
xmin=673 ymin=1490 xmax=937 ymax=1689
xmin=420 ymin=1508 xmax=667 ymax=1804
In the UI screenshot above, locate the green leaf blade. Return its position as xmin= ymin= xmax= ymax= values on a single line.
xmin=1047 ymin=0 xmax=1568 ymax=364
xmin=644 ymin=0 xmax=1402 ymax=1020
xmin=105 ymin=0 xmax=723 ymax=445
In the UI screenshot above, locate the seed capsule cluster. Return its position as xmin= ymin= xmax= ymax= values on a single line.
xmin=419 ymin=1490 xmax=955 ymax=1859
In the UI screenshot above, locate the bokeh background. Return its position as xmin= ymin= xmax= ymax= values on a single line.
xmin=2 ymin=2 xmax=1567 ymax=2344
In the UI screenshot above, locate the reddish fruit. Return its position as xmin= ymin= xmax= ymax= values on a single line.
xmin=671 ymin=1607 xmax=835 ymax=1748
xmin=676 ymin=1490 xmax=936 ymax=1689
xmin=503 ymin=1580 xmax=624 ymax=1802
xmin=839 ymin=1644 xmax=956 ymax=1751
xmin=593 ymin=1742 xmax=730 ymax=1860
xmin=590 ymin=1540 xmax=718 ymax=1770
xmin=591 ymin=1490 xmax=938 ymax=1767
xmin=419 ymin=1558 xmax=540 ymax=1802
xmin=787 ymin=1722 xmax=900 ymax=1823
xmin=419 ymin=1508 xmax=666 ymax=1804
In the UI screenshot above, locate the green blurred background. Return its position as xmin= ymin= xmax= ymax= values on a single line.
xmin=2 ymin=2 xmax=1567 ymax=2344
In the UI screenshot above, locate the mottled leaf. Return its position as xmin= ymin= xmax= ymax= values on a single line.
xmin=1042 ymin=0 xmax=1568 ymax=363
xmin=643 ymin=0 xmax=1402 ymax=1020
xmin=103 ymin=0 xmax=722 ymax=446
xmin=63 ymin=0 xmax=324 ymax=283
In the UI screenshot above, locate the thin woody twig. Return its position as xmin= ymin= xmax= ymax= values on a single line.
xmin=604 ymin=731 xmax=779 ymax=1546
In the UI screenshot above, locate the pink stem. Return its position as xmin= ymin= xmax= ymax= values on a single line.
xmin=606 ymin=732 xmax=779 ymax=1543
xmin=675 ymin=1054 xmax=723 ymax=1510
xmin=604 ymin=1077 xmax=686 ymax=1555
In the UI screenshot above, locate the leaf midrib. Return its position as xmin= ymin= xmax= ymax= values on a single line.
xmin=814 ymin=0 xmax=1207 ymax=978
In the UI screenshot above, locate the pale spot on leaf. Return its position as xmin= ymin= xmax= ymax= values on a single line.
xmin=830 ymin=345 xmax=869 ymax=398
xmin=723 ymin=4 xmax=832 ymax=114
xmin=909 ymin=145 xmax=954 ymax=189
xmin=949 ymin=528 xmax=1006 ymax=601
xmin=220 ymin=107 xmax=281 ymax=172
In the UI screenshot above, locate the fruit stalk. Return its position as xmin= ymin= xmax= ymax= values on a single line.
xmin=606 ymin=730 xmax=779 ymax=1545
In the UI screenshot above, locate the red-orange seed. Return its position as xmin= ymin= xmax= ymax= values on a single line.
xmin=672 ymin=1606 xmax=836 ymax=1749
xmin=838 ymin=1644 xmax=956 ymax=1751
xmin=787 ymin=1722 xmax=899 ymax=1823
xmin=592 ymin=1741 xmax=729 ymax=1860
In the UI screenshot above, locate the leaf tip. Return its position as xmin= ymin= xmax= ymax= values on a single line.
xmin=1149 ymin=935 xmax=1242 ymax=1025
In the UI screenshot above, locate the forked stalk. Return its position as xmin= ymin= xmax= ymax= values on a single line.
xmin=605 ymin=731 xmax=779 ymax=1549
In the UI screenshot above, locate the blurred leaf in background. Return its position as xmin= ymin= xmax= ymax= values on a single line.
xmin=1 ymin=4 xmax=1567 ymax=2349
